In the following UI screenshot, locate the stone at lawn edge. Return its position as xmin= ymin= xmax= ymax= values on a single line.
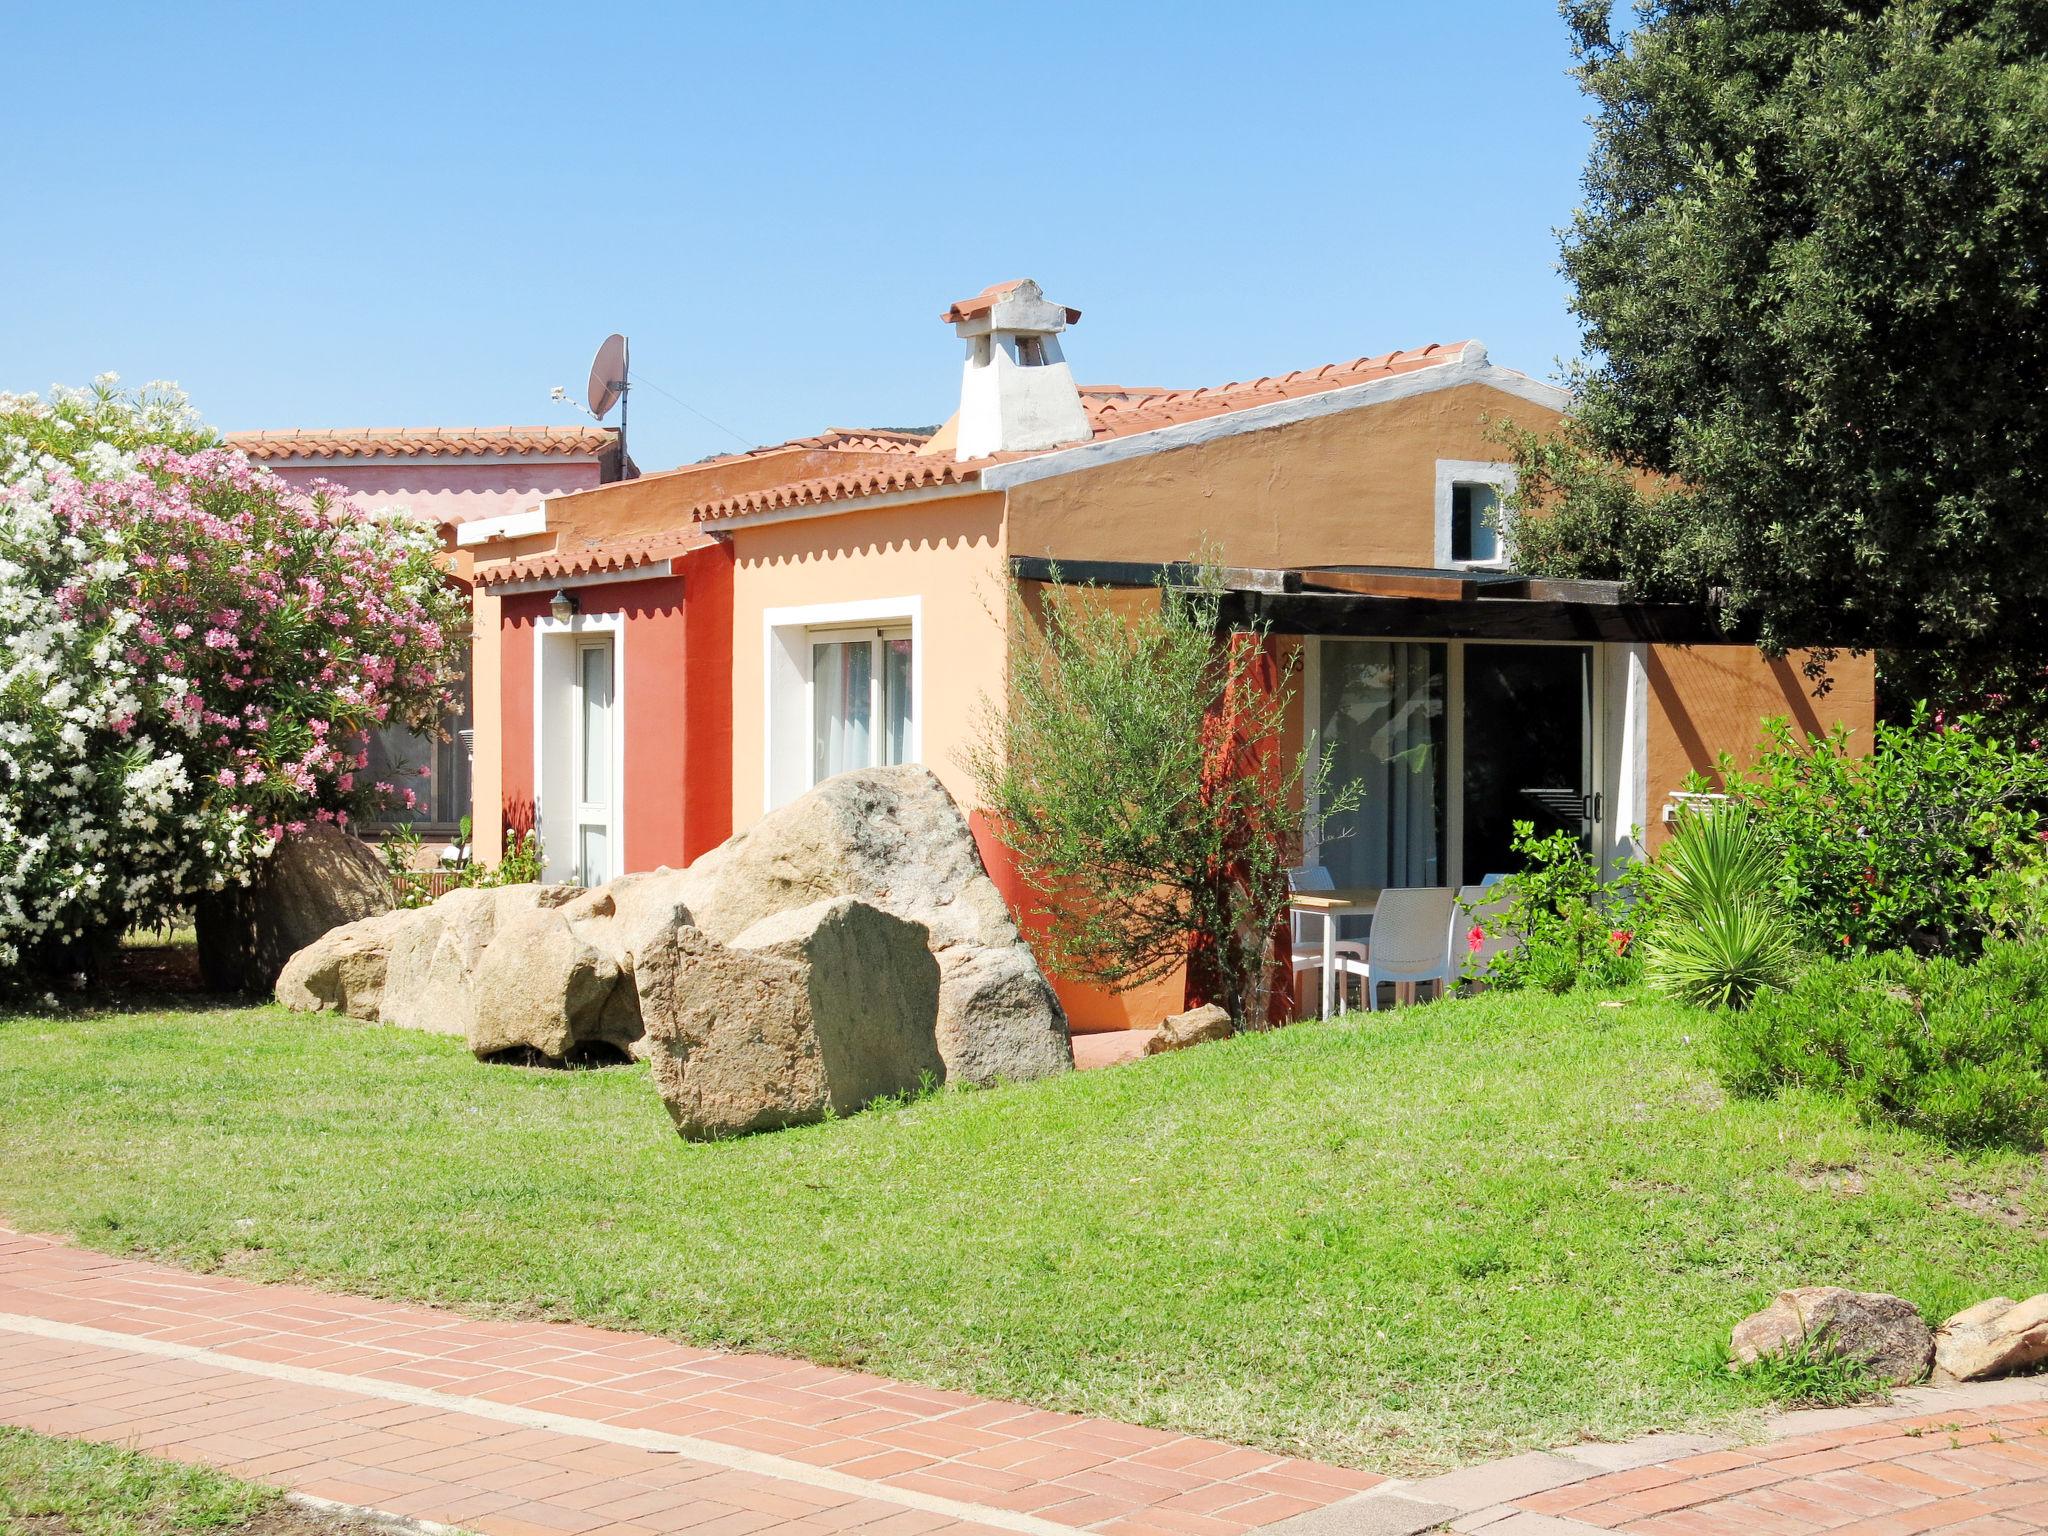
xmin=640 ymin=897 xmax=944 ymax=1140
xmin=1933 ymin=1295 xmax=2048 ymax=1382
xmin=1144 ymin=1003 xmax=1234 ymax=1055
xmin=275 ymin=910 xmax=405 ymax=1018
xmin=560 ymin=868 xmax=696 ymax=1056
xmin=198 ymin=825 xmax=394 ymax=994
xmin=670 ymin=766 xmax=1071 ymax=1085
xmin=1730 ymin=1286 xmax=1934 ymax=1386
xmin=467 ymin=905 xmax=627 ymax=1060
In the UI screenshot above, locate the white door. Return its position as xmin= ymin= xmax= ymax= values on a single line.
xmin=571 ymin=638 xmax=614 ymax=886
xmin=809 ymin=624 xmax=912 ymax=785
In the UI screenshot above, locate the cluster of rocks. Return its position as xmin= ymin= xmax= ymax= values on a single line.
xmin=1731 ymin=1285 xmax=2048 ymax=1387
xmin=276 ymin=767 xmax=1073 ymax=1137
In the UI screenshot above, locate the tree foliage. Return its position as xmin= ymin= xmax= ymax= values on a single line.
xmin=1510 ymin=1 xmax=2048 ymax=696
xmin=968 ymin=568 xmax=1353 ymax=1026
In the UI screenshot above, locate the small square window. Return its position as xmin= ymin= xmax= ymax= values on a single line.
xmin=1451 ymin=482 xmax=1502 ymax=565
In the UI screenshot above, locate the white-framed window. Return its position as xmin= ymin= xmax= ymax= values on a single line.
xmin=809 ymin=623 xmax=913 ymax=782
xmin=764 ymin=597 xmax=922 ymax=811
xmin=365 ymin=672 xmax=473 ymax=832
xmin=1434 ymin=459 xmax=1516 ymax=570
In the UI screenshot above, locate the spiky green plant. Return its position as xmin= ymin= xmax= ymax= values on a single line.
xmin=1644 ymin=804 xmax=1798 ymax=1009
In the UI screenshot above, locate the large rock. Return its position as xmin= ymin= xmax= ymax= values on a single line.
xmin=380 ymin=884 xmax=578 ymax=1039
xmin=1933 ymin=1295 xmax=2048 ymax=1383
xmin=1730 ymin=1286 xmax=1934 ymax=1386
xmin=640 ymin=897 xmax=944 ymax=1139
xmin=558 ymin=870 xmax=697 ymax=1056
xmin=198 ymin=826 xmax=394 ymax=994
xmin=1144 ymin=1003 xmax=1234 ymax=1055
xmin=468 ymin=906 xmax=625 ymax=1060
xmin=670 ymin=767 xmax=1071 ymax=1085
xmin=276 ymin=910 xmax=406 ymax=1018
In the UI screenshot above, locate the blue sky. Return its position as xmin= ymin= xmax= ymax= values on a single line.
xmin=3 ymin=3 xmax=1594 ymax=471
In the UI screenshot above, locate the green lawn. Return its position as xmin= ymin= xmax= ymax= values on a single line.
xmin=2 ymin=988 xmax=2043 ymax=1475
xmin=0 ymin=1426 xmax=278 ymax=1536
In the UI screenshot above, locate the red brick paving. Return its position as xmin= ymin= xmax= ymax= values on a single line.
xmin=0 ymin=1227 xmax=1375 ymax=1536
xmin=1505 ymin=1405 xmax=2048 ymax=1535
xmin=6 ymin=1224 xmax=2048 ymax=1536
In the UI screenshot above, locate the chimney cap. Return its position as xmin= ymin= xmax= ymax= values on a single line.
xmin=941 ymin=278 xmax=1082 ymax=329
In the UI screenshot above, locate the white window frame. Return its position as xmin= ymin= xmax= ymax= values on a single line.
xmin=763 ymin=596 xmax=923 ymax=812
xmin=533 ymin=609 xmax=626 ymax=886
xmin=1433 ymin=459 xmax=1517 ymax=570
xmin=1303 ymin=635 xmax=1616 ymax=886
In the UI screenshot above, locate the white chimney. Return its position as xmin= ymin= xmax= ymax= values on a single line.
xmin=943 ymin=280 xmax=1093 ymax=461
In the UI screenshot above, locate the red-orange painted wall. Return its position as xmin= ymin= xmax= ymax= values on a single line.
xmin=496 ymin=543 xmax=734 ymax=873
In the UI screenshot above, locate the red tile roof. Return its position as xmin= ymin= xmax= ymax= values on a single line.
xmin=1075 ymin=343 xmax=1474 ymax=439
xmin=688 ymin=457 xmax=980 ymax=523
xmin=941 ymin=280 xmax=1082 ymax=326
xmin=471 ymin=531 xmax=713 ymax=588
xmin=226 ymin=426 xmax=616 ymax=461
xmin=688 ymin=343 xmax=1472 ymax=525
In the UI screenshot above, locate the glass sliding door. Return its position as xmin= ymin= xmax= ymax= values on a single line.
xmin=1459 ymin=644 xmax=1594 ymax=886
xmin=809 ymin=625 xmax=913 ymax=786
xmin=1316 ymin=640 xmax=1447 ymax=890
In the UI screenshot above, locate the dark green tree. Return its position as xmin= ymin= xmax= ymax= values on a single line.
xmin=1510 ymin=0 xmax=2048 ymax=717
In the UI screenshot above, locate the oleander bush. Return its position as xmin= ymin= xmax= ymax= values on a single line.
xmin=0 ymin=378 xmax=465 ymax=977
xmin=1716 ymin=940 xmax=2048 ymax=1152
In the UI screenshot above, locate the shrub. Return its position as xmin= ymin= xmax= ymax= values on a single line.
xmin=1716 ymin=941 xmax=2048 ymax=1151
xmin=1720 ymin=709 xmax=2048 ymax=958
xmin=0 ymin=380 xmax=465 ymax=975
xmin=969 ymin=563 xmax=1358 ymax=1025
xmin=1480 ymin=822 xmax=1643 ymax=993
xmin=383 ymin=819 xmax=544 ymax=909
xmin=1642 ymin=805 xmax=1797 ymax=1009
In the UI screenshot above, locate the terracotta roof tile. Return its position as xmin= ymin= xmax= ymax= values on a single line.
xmin=226 ymin=426 xmax=616 ymax=461
xmin=687 ymin=341 xmax=1471 ymax=526
xmin=1074 ymin=343 xmax=1473 ymax=442
xmin=690 ymin=458 xmax=979 ymax=523
xmin=472 ymin=531 xmax=711 ymax=588
xmin=941 ymin=280 xmax=1083 ymax=326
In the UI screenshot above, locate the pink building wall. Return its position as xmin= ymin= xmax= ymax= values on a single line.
xmin=259 ymin=460 xmax=604 ymax=528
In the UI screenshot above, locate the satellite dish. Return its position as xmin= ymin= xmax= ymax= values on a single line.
xmin=586 ymin=333 xmax=629 ymax=419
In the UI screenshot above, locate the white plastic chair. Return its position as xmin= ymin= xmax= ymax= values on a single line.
xmin=1363 ymin=887 xmax=1457 ymax=1008
xmin=1288 ymin=865 xmax=1370 ymax=1015
xmin=1452 ymin=883 xmax=1521 ymax=990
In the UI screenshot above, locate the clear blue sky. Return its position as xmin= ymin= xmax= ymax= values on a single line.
xmin=3 ymin=3 xmax=1595 ymax=471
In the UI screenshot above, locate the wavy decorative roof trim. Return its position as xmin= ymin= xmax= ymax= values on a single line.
xmin=226 ymin=426 xmax=617 ymax=461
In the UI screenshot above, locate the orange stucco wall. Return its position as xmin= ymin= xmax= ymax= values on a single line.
xmin=1643 ymin=644 xmax=1876 ymax=844
xmin=1006 ymin=380 xmax=1563 ymax=568
xmin=726 ymin=491 xmax=1008 ymax=826
xmin=497 ymin=547 xmax=733 ymax=874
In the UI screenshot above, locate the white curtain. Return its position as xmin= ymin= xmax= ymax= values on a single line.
xmin=1318 ymin=640 xmax=1445 ymax=890
xmin=812 ymin=639 xmax=874 ymax=781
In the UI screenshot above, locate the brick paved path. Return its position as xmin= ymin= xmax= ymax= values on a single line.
xmin=4 ymin=1224 xmax=2045 ymax=1536
xmin=0 ymin=1227 xmax=1376 ymax=1536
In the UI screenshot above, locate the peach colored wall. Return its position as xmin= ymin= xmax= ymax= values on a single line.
xmin=1643 ymin=645 xmax=1876 ymax=845
xmin=262 ymin=459 xmax=603 ymax=529
xmin=727 ymin=491 xmax=1008 ymax=827
xmin=1006 ymin=381 xmax=1564 ymax=568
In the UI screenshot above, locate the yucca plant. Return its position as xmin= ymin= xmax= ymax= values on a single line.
xmin=1644 ymin=804 xmax=1798 ymax=1009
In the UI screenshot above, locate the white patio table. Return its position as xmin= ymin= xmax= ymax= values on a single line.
xmin=1288 ymin=886 xmax=1381 ymax=1019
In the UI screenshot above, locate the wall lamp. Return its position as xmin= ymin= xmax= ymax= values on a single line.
xmin=549 ymin=589 xmax=580 ymax=622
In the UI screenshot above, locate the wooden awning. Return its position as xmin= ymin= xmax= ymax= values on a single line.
xmin=1007 ymin=557 xmax=1741 ymax=644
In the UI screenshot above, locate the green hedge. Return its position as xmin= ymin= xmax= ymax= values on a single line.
xmin=1715 ymin=940 xmax=2048 ymax=1151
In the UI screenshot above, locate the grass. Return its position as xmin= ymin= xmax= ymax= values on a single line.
xmin=0 ymin=1425 xmax=278 ymax=1536
xmin=2 ymin=987 xmax=2044 ymax=1475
